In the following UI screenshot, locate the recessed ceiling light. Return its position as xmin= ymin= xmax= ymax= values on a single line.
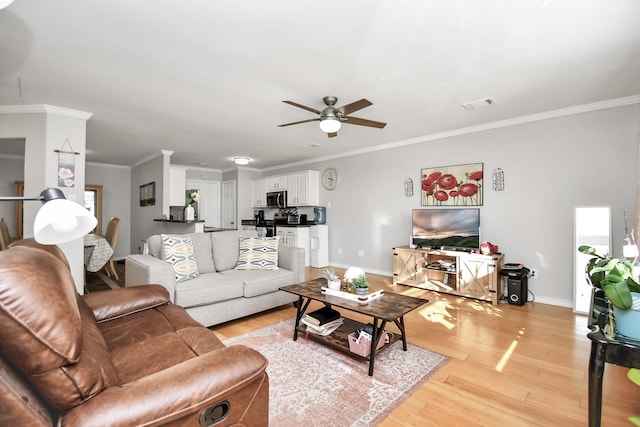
xmin=462 ymin=97 xmax=496 ymax=111
xmin=233 ymin=157 xmax=250 ymax=165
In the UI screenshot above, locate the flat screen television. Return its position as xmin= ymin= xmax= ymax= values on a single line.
xmin=412 ymin=208 xmax=480 ymax=249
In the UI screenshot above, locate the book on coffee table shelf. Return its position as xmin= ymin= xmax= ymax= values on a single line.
xmin=301 ymin=317 xmax=344 ymax=336
xmin=304 ymin=306 xmax=341 ymax=326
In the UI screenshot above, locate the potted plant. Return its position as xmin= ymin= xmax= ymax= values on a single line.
xmin=351 ymin=274 xmax=370 ymax=295
xmin=578 ymin=245 xmax=640 ymax=338
xmin=322 ymin=268 xmax=341 ymax=291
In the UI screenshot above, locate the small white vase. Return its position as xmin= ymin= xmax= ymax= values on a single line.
xmin=184 ymin=204 xmax=195 ymax=221
xmin=328 ymin=280 xmax=341 ymax=291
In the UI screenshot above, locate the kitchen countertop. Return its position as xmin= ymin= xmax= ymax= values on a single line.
xmin=154 ymin=219 xmax=205 ymax=223
xmin=241 ymin=219 xmax=325 ymax=227
xmin=204 ymin=227 xmax=236 ymax=232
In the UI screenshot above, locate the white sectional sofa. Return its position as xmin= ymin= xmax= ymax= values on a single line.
xmin=125 ymin=230 xmax=303 ymax=327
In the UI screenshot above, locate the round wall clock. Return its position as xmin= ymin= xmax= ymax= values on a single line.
xmin=322 ymin=168 xmax=340 ymax=190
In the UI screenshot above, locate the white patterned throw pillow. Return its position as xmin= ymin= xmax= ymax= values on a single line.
xmin=161 ymin=234 xmax=200 ymax=282
xmin=236 ymin=236 xmax=279 ymax=270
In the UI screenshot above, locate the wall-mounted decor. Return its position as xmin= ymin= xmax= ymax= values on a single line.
xmin=492 ymin=167 xmax=505 ymax=191
xmin=404 ymin=178 xmax=414 ymax=197
xmin=139 ymin=181 xmax=156 ymax=206
xmin=421 ymin=162 xmax=483 ymax=206
xmin=54 ymin=139 xmax=80 ymax=188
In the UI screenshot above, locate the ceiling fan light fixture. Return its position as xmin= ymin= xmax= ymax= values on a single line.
xmin=319 ymin=117 xmax=341 ymax=133
xmin=233 ymin=157 xmax=250 ymax=165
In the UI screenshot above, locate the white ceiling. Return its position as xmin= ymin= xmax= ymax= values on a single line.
xmin=1 ymin=0 xmax=638 ymax=170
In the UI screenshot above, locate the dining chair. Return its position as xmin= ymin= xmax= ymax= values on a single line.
xmin=0 ymin=218 xmax=13 ymax=250
xmin=103 ymin=217 xmax=121 ymax=280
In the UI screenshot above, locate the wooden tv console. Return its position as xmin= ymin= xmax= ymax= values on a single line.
xmin=392 ymin=246 xmax=505 ymax=305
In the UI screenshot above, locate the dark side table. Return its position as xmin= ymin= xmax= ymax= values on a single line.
xmin=587 ymin=289 xmax=640 ymax=427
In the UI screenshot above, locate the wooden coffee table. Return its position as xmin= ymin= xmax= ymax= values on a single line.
xmin=280 ymin=279 xmax=429 ymax=376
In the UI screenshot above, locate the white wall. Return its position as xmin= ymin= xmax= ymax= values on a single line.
xmin=86 ymin=162 xmax=131 ymax=260
xmin=130 ymin=154 xmax=165 ymax=254
xmin=271 ymin=103 xmax=640 ymax=307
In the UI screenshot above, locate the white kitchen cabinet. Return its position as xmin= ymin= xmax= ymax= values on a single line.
xmin=277 ymin=226 xmax=310 ymax=266
xmin=251 ymin=179 xmax=268 ymax=207
xmin=286 ymin=170 xmax=319 ymax=206
xmin=169 ymin=167 xmax=186 ymax=206
xmin=266 ymin=175 xmax=287 ymax=191
xmin=286 ymin=173 xmax=300 ymax=206
xmin=253 ymin=170 xmax=319 ymax=208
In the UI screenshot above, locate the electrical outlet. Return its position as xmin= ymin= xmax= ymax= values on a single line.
xmin=530 ymin=269 xmax=537 ymax=278
xmin=358 ymin=249 xmax=365 ymax=257
xmin=338 ymin=247 xmax=342 ymax=255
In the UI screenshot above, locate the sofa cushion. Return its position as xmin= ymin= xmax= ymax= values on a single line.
xmin=236 ymin=236 xmax=279 ymax=270
xmin=162 ymin=234 xmax=200 ymax=282
xmin=189 ymin=232 xmax=216 ymax=273
xmin=211 ymin=229 xmax=258 ymax=271
xmin=174 ymin=274 xmax=244 ymax=308
xmin=98 ymin=304 xmax=226 ymax=383
xmin=221 ymin=268 xmax=295 ymax=298
xmin=147 ymin=234 xmax=162 ymax=258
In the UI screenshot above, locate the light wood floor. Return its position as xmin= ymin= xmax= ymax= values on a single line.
xmin=211 ymin=268 xmax=640 ymax=426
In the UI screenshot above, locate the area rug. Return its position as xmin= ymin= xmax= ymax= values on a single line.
xmin=223 ymin=318 xmax=450 ymax=426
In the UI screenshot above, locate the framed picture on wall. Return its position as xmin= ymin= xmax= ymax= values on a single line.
xmin=421 ymin=162 xmax=483 ymax=206
xmin=139 ymin=181 xmax=155 ymax=206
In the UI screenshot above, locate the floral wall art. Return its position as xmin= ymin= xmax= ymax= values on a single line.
xmin=421 ymin=162 xmax=483 ymax=206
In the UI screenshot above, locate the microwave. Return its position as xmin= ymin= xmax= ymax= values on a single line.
xmin=266 ymin=191 xmax=287 ymax=208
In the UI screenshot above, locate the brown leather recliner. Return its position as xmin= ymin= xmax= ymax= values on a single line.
xmin=0 ymin=239 xmax=269 ymax=426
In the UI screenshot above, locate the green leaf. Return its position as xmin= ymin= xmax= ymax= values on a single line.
xmin=628 ymin=368 xmax=640 ymax=386
xmin=629 ymin=277 xmax=640 ymax=293
xmin=578 ymin=245 xmax=607 ymax=259
xmin=603 ymin=282 xmax=633 ymax=309
xmin=629 ymin=416 xmax=640 ymax=426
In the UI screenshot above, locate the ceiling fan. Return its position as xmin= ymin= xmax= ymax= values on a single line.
xmin=278 ymin=96 xmax=387 ymax=138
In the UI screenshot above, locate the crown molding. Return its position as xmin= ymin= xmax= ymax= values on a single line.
xmin=130 ymin=151 xmax=164 ymax=168
xmin=0 ymin=104 xmax=92 ymax=120
xmin=86 ymin=161 xmax=130 ymax=170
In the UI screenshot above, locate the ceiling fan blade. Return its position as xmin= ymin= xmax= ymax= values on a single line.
xmin=327 ymin=132 xmax=338 ymax=138
xmin=282 ymin=100 xmax=321 ymax=115
xmin=278 ymin=118 xmax=320 ymax=127
xmin=342 ymin=116 xmax=387 ymax=128
xmin=337 ymin=98 xmax=372 ymax=116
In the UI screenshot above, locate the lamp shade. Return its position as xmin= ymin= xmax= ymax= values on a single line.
xmin=0 ymin=0 xmax=14 ymax=10
xmin=34 ymin=198 xmax=97 ymax=244
xmin=319 ymin=116 xmax=341 ymax=133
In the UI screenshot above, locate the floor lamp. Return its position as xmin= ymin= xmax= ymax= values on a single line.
xmin=0 ymin=188 xmax=97 ymax=244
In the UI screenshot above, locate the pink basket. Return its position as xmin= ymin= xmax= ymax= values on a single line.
xmin=347 ymin=332 xmax=386 ymax=357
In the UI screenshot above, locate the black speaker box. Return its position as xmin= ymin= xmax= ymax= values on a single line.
xmin=507 ymin=276 xmax=528 ymax=305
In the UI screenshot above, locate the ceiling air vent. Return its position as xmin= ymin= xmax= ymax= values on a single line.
xmin=462 ymin=97 xmax=496 ymax=111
